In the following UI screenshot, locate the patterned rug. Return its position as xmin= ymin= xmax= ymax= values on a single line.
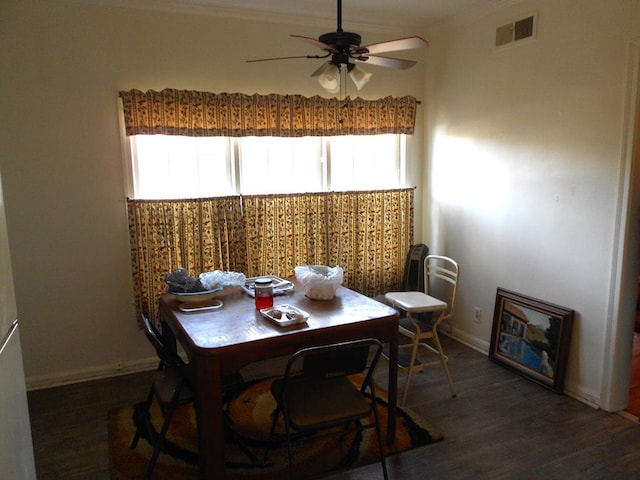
xmin=108 ymin=376 xmax=442 ymax=479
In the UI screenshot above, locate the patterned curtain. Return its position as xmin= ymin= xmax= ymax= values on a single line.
xmin=242 ymin=193 xmax=330 ymax=278
xmin=127 ymin=196 xmax=246 ymax=322
xmin=119 ymin=89 xmax=418 ymax=137
xmin=324 ymin=190 xmax=414 ymax=295
xmin=127 ymin=189 xmax=413 ymax=322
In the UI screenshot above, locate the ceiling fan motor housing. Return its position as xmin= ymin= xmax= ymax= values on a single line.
xmin=319 ymin=31 xmax=366 ymax=67
xmin=319 ymin=31 xmax=362 ymax=50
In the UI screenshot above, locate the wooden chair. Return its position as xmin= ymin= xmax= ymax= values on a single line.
xmin=263 ymin=338 xmax=388 ymax=480
xmin=384 ymin=254 xmax=460 ymax=405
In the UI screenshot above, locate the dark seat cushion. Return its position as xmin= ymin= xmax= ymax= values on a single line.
xmin=272 ymin=376 xmax=371 ymax=431
xmin=153 ymin=368 xmax=195 ymax=406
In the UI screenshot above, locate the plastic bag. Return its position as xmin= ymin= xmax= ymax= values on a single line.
xmin=294 ymin=265 xmax=344 ymax=300
xmin=199 ymin=270 xmax=246 ymax=290
xmin=166 ymin=268 xmax=246 ymax=293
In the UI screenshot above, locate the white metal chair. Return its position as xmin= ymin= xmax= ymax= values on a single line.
xmin=384 ymin=254 xmax=460 ymax=405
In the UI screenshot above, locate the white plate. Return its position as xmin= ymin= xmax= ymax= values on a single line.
xmin=260 ymin=304 xmax=309 ymax=327
xmin=169 ymin=287 xmax=224 ymax=304
xmin=179 ymin=300 xmax=223 ymax=312
xmin=242 ymin=276 xmax=295 ymax=298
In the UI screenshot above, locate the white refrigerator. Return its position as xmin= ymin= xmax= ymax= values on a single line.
xmin=0 ymin=169 xmax=37 ymax=479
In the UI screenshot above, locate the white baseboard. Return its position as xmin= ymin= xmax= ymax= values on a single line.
xmin=447 ymin=327 xmax=490 ymax=354
xmin=25 ymin=330 xmax=606 ymax=412
xmin=444 ymin=328 xmax=604 ymax=411
xmin=26 ymin=356 xmax=157 ymax=391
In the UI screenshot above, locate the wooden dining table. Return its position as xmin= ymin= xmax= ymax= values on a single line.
xmin=159 ymin=281 xmax=399 ymax=479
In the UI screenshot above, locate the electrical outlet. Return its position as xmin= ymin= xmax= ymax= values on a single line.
xmin=474 ymin=307 xmax=482 ymax=323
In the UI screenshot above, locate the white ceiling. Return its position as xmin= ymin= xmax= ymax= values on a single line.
xmin=131 ymin=0 xmax=515 ymax=30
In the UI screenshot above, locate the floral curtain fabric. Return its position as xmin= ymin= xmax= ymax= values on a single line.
xmin=119 ymin=89 xmax=418 ymax=137
xmin=127 ymin=196 xmax=247 ymax=322
xmin=127 ymin=189 xmax=413 ymax=322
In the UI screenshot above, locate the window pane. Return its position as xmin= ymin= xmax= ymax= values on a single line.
xmin=329 ymin=135 xmax=402 ymax=191
xmin=238 ymin=137 xmax=322 ymax=194
xmin=131 ymin=135 xmax=232 ymax=199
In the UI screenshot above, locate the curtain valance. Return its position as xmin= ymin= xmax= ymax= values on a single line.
xmin=119 ymin=89 xmax=417 ymax=137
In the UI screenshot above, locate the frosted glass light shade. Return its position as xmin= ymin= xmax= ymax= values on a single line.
xmin=348 ymin=65 xmax=372 ymax=90
xmin=318 ymin=64 xmax=341 ymax=93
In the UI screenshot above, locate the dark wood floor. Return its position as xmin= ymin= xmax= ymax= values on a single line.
xmin=28 ymin=337 xmax=640 ymax=480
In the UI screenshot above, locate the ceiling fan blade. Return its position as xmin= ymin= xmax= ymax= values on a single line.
xmin=355 ymin=55 xmax=417 ymax=70
xmin=360 ymin=36 xmax=428 ymax=55
xmin=247 ymin=54 xmax=328 ymax=63
xmin=291 ymin=34 xmax=338 ymax=53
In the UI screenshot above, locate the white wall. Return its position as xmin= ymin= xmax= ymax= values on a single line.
xmin=425 ymin=0 xmax=640 ymax=408
xmin=0 ymin=0 xmax=425 ymax=388
xmin=5 ymin=0 xmax=637 ymax=411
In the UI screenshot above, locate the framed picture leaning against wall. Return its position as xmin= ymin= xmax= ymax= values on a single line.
xmin=489 ymin=288 xmax=574 ymax=394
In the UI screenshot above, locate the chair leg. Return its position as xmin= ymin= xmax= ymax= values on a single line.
xmin=369 ymin=383 xmax=389 ymax=480
xmin=130 ymin=418 xmax=143 ymax=450
xmin=145 ymin=407 xmax=173 ymax=480
xmin=131 ymin=385 xmax=155 ymax=449
xmin=432 ymin=330 xmax=456 ymax=397
xmin=130 ymin=433 xmax=141 ymax=450
xmin=262 ymin=406 xmax=281 ymax=464
xmin=284 ymin=420 xmax=295 ymax=480
xmin=402 ymin=338 xmax=420 ymax=406
xmin=225 ymin=413 xmax=265 ymax=467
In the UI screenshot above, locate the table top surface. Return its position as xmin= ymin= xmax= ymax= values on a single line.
xmin=160 ymin=282 xmax=399 ymax=354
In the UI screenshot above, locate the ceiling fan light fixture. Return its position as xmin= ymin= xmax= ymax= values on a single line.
xmin=348 ymin=65 xmax=372 ymax=90
xmin=247 ymin=1 xmax=429 ymax=94
xmin=317 ymin=63 xmax=341 ymax=93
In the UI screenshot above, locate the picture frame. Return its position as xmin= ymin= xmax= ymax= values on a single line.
xmin=489 ymin=288 xmax=574 ymax=393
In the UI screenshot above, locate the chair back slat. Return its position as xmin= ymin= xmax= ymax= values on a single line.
xmin=302 ymin=344 xmax=369 ymax=378
xmin=140 ymin=314 xmax=185 ymax=370
xmin=423 ymin=255 xmax=460 ymax=318
xmin=283 ymin=339 xmax=383 ymax=396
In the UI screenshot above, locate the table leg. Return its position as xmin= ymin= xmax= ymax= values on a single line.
xmin=160 ymin=320 xmax=177 ymax=356
xmin=387 ymin=330 xmax=398 ymax=444
xmin=193 ymin=355 xmax=225 ymax=479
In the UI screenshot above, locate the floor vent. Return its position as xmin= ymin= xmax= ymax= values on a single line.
xmin=495 ymin=15 xmax=536 ymax=48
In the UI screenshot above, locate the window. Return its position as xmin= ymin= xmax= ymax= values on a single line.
xmin=126 ymin=134 xmax=406 ymax=199
xmin=130 ymin=135 xmax=234 ymax=199
xmin=238 ymin=136 xmax=323 ymax=195
xmin=328 ymin=135 xmax=405 ymax=191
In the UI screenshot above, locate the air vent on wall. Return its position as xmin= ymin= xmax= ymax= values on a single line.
xmin=495 ymin=14 xmax=536 ymax=47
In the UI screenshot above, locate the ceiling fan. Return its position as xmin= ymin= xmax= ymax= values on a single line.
xmin=246 ymin=0 xmax=428 ymax=94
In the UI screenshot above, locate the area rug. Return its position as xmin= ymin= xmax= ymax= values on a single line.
xmin=109 ymin=376 xmax=442 ymax=479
